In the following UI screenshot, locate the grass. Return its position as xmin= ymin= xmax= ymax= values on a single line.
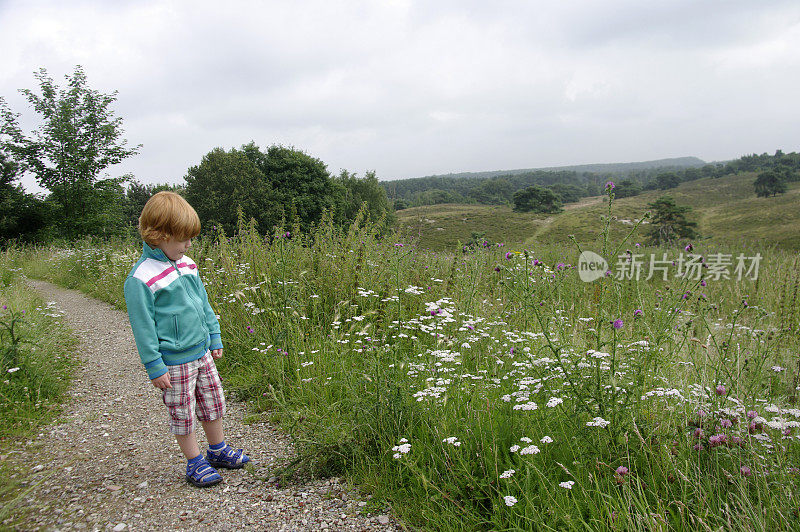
xmin=396 ymin=204 xmax=549 ymax=250
xmin=0 ymin=257 xmax=79 ymax=528
xmin=17 ymin=200 xmax=800 ymax=530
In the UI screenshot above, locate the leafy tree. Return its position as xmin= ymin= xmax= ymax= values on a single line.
xmin=413 ymin=189 xmax=461 ymax=206
xmin=393 ymin=198 xmax=410 ymax=211
xmin=654 ymin=172 xmax=681 ymax=190
xmin=123 ymin=180 xmax=182 ymax=230
xmin=547 ymin=183 xmax=584 ymax=204
xmin=0 ymin=150 xmax=48 ymax=242
xmin=512 ymin=186 xmax=562 ymax=213
xmin=332 ymin=170 xmax=393 ymax=228
xmin=646 ymin=196 xmax=697 ymax=246
xmin=0 ymin=66 xmax=140 ymax=239
xmin=184 ymin=146 xmax=281 ymax=236
xmin=468 ymin=178 xmax=514 ymax=204
xmin=754 ymin=170 xmax=788 ymax=197
xmin=613 ymin=179 xmax=642 ymax=198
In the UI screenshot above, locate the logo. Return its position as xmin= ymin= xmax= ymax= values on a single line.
xmin=578 ymin=251 xmax=608 ymax=282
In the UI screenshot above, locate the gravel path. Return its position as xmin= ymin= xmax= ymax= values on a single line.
xmin=7 ymin=280 xmax=400 ymax=531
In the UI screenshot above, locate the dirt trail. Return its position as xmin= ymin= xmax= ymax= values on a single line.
xmin=7 ymin=280 xmax=397 ymax=531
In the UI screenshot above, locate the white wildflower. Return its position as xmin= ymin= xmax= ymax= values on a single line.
xmin=510 ymin=445 xmax=520 ymax=453
xmin=546 ymin=397 xmax=563 ymax=408
xmin=540 ymin=436 xmax=553 ymax=444
xmin=7 ymin=367 xmax=19 ymax=374
xmin=519 ymin=445 xmax=540 ymax=455
xmin=442 ymin=437 xmax=461 ymax=447
xmin=500 ymin=469 xmax=515 ymax=479
xmin=392 ymin=439 xmax=411 ymax=459
xmin=559 ymin=480 xmax=575 ymax=489
xmin=503 ymin=495 xmax=518 ymax=506
xmin=586 ymin=417 xmax=610 ymax=428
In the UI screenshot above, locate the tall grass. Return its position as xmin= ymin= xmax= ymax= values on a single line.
xmin=20 ymin=202 xmax=800 ymax=530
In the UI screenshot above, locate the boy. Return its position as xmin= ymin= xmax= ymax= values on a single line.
xmin=124 ymin=191 xmax=250 ymax=487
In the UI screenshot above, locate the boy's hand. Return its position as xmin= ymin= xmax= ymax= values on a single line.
xmin=151 ymin=373 xmax=171 ymax=389
xmin=211 ymin=349 xmax=223 ymax=360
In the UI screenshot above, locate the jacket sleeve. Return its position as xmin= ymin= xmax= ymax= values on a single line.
xmin=124 ymin=276 xmax=168 ymax=379
xmin=197 ymin=275 xmax=223 ymax=351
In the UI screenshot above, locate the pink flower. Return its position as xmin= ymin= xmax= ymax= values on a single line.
xmin=615 ymin=466 xmax=629 ymax=476
xmin=740 ymin=466 xmax=752 ymax=477
xmin=612 ymin=319 xmax=623 ymax=329
xmin=693 ymin=428 xmax=704 ymax=439
xmin=708 ymin=434 xmax=727 ymax=447
xmin=747 ymin=410 xmax=758 ymax=419
xmin=719 ymin=419 xmax=733 ymax=429
xmin=715 ymin=384 xmax=726 ymax=396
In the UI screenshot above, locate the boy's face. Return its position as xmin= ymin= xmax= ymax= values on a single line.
xmin=158 ymin=237 xmax=192 ymax=261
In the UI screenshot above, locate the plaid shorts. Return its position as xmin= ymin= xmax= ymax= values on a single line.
xmin=161 ymin=351 xmax=226 ymax=435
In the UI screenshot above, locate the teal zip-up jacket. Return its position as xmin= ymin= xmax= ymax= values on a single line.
xmin=124 ymin=242 xmax=223 ymax=380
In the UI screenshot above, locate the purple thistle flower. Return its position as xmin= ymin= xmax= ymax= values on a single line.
xmin=505 ymin=252 xmax=513 ymax=260
xmin=633 ymin=309 xmax=643 ymax=317
xmin=715 ymin=384 xmax=726 ymax=396
xmin=740 ymin=465 xmax=752 ymax=477
xmin=720 ymin=419 xmax=733 ymax=429
xmin=612 ymin=319 xmax=623 ymax=329
xmin=693 ymin=428 xmax=704 ymax=439
xmin=615 ymin=466 xmax=629 ymax=476
xmin=747 ymin=410 xmax=758 ymax=419
xmin=494 ymin=266 xmax=501 ymax=272
xmin=700 ymin=280 xmax=707 ymax=287
xmin=605 ymin=181 xmax=616 ymax=191
xmin=684 ymin=243 xmax=693 ymax=252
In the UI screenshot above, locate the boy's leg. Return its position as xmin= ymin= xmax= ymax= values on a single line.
xmin=201 ymin=418 xmax=224 ymax=447
xmin=195 ymin=351 xmax=250 ymax=468
xmin=175 ymin=433 xmax=201 ymax=460
xmin=163 ymin=358 xmax=222 ymax=487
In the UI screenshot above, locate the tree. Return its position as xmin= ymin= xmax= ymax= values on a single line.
xmin=0 ymin=150 xmax=48 ymax=242
xmin=754 ymin=170 xmax=788 ymax=197
xmin=646 ymin=196 xmax=697 ymax=246
xmin=468 ymin=178 xmax=514 ymax=204
xmin=123 ymin=180 xmax=182 ymax=230
xmin=613 ymin=179 xmax=642 ymax=198
xmin=184 ymin=146 xmax=281 ymax=236
xmin=257 ymin=144 xmax=338 ymax=231
xmin=547 ymin=183 xmax=584 ymax=204
xmin=0 ymin=66 xmax=140 ymax=238
xmin=332 ymin=170 xmax=393 ymax=228
xmin=654 ymin=172 xmax=681 ymax=190
xmin=512 ymin=186 xmax=562 ymax=213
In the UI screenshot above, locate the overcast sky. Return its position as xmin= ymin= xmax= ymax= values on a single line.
xmin=2 ymin=0 xmax=799 ymax=194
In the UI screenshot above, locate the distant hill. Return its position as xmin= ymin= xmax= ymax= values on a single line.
xmin=401 ymin=156 xmax=707 ymax=182
xmin=396 ymin=171 xmax=800 ymax=251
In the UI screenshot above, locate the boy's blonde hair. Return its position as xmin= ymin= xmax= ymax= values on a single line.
xmin=138 ymin=191 xmax=201 ymax=246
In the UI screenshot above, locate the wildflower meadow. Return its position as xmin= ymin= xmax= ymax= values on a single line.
xmin=15 ymin=195 xmax=800 ymax=530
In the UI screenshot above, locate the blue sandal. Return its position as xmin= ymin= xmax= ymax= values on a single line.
xmin=186 ymin=457 xmax=223 ymax=487
xmin=206 ymin=445 xmax=251 ymax=469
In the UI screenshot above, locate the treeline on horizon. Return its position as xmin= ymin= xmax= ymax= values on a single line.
xmin=384 ymin=150 xmax=800 ymax=209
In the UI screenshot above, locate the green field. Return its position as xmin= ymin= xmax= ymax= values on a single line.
xmin=397 ymin=172 xmax=800 ymax=250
